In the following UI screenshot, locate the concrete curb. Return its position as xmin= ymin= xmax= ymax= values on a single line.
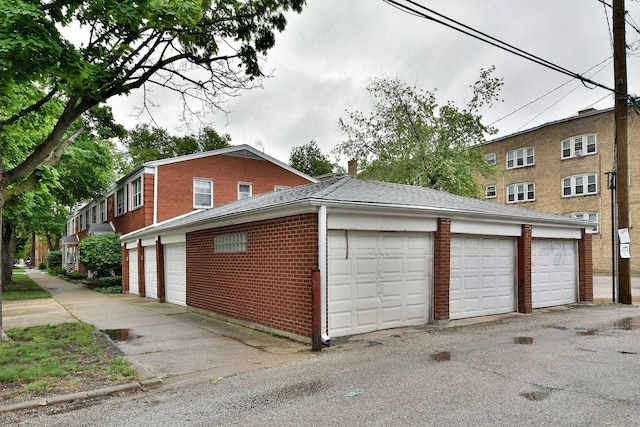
xmin=0 ymin=378 xmax=163 ymax=413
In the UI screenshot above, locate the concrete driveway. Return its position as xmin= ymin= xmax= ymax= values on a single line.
xmin=4 ymin=270 xmax=312 ymax=387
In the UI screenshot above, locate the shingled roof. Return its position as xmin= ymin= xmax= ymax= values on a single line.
xmin=122 ymin=176 xmax=589 ymax=240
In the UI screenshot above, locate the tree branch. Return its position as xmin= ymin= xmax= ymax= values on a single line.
xmin=0 ymin=88 xmax=58 ymax=128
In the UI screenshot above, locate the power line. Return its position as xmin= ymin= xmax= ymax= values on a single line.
xmin=383 ymin=0 xmax=631 ymax=100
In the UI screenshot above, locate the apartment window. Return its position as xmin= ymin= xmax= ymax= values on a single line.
xmin=238 ymin=182 xmax=252 ymax=200
xmin=214 ymin=232 xmax=247 ymax=253
xmin=485 ymin=153 xmax=496 ymax=165
xmin=562 ymin=174 xmax=597 ymax=197
xmin=116 ymin=187 xmax=127 ymax=216
xmin=506 ymin=148 xmax=534 ymax=169
xmin=194 ymin=178 xmax=213 ymax=208
xmin=91 ymin=205 xmax=97 ymax=224
xmin=568 ymin=212 xmax=599 ymax=234
xmin=100 ymin=199 xmax=106 ymax=222
xmin=561 ymin=134 xmax=596 ymax=159
xmin=274 ymin=185 xmax=290 ymax=191
xmin=485 ymin=184 xmax=497 ymax=198
xmin=79 ymin=214 xmax=84 ymax=231
xmin=84 ymin=211 xmax=90 ymax=229
xmin=507 ymin=182 xmax=535 ymax=203
xmin=130 ymin=177 xmax=142 ymax=209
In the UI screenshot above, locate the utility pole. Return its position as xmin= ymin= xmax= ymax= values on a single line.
xmin=613 ymin=0 xmax=632 ymax=304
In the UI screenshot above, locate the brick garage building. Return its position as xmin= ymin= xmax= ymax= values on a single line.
xmin=121 ymin=177 xmax=593 ymax=345
xmin=480 ymin=108 xmax=640 ymax=274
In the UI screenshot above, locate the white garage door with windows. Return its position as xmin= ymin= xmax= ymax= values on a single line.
xmin=450 ymin=235 xmax=516 ymax=319
xmin=532 ymin=239 xmax=577 ymax=308
xmin=128 ymin=248 xmax=139 ymax=295
xmin=164 ymin=243 xmax=186 ymax=306
xmin=327 ymin=230 xmax=432 ymax=338
xmin=144 ymin=246 xmax=158 ymax=300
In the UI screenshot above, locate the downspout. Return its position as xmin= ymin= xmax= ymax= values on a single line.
xmin=318 ymin=205 xmax=330 ymax=345
xmin=153 ymin=166 xmax=158 ymax=224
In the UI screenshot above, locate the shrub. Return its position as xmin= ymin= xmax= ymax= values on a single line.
xmin=96 ymin=286 xmax=122 ymax=294
xmin=46 ymin=251 xmax=63 ymax=269
xmin=97 ymin=276 xmax=122 ymax=288
xmin=66 ymin=272 xmax=87 ymax=281
xmin=78 ymin=234 xmax=122 ymax=278
xmin=38 ymin=262 xmax=47 ymax=270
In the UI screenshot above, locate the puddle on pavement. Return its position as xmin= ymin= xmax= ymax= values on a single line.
xmin=612 ymin=317 xmax=640 ymax=330
xmin=367 ymin=341 xmax=383 ymax=347
xmin=577 ymin=329 xmax=598 ymax=336
xmin=520 ymin=389 xmax=552 ymax=401
xmin=514 ymin=336 xmax=533 ymax=345
xmin=102 ymin=329 xmax=142 ymax=341
xmin=431 ymin=351 xmax=451 ymax=362
xmin=619 ymin=350 xmax=638 ymax=355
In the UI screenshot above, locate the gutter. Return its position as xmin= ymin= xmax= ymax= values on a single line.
xmin=318 ymin=205 xmax=330 ymax=345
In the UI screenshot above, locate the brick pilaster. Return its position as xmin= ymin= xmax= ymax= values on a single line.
xmin=433 ymin=218 xmax=451 ymax=324
xmin=578 ymin=230 xmax=594 ymax=302
xmin=137 ymin=240 xmax=145 ymax=297
xmin=122 ymin=245 xmax=129 ymax=293
xmin=517 ymin=225 xmax=532 ymax=314
xmin=156 ymin=237 xmax=165 ymax=302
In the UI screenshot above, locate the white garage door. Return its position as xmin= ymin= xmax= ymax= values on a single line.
xmin=128 ymin=248 xmax=139 ymax=295
xmin=532 ymin=239 xmax=577 ymax=308
xmin=144 ymin=246 xmax=158 ymax=300
xmin=328 ymin=230 xmax=432 ymax=338
xmin=450 ymin=235 xmax=516 ymax=320
xmin=164 ymin=243 xmax=186 ymax=306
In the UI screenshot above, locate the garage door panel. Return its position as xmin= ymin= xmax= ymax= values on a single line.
xmin=532 ymin=239 xmax=576 ymax=308
xmin=129 ymin=249 xmax=139 ymax=295
xmin=328 ymin=230 xmax=432 ymax=337
xmin=144 ymin=247 xmax=158 ymax=300
xmin=164 ymin=243 xmax=186 ymax=306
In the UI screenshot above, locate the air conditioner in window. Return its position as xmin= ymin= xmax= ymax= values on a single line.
xmin=575 ymin=149 xmax=582 ymax=156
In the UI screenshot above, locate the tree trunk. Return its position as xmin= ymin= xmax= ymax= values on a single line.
xmin=0 ymin=192 xmax=10 ymax=341
xmin=1 ymin=221 xmax=13 ymax=291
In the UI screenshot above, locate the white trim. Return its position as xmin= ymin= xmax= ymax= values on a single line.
xmin=532 ymin=226 xmax=582 ymax=239
xmin=451 ymin=220 xmax=521 ymax=237
xmin=141 ymin=237 xmax=158 ymax=247
xmin=193 ymin=177 xmax=214 ymax=208
xmin=237 ymin=181 xmax=252 ymax=200
xmin=159 ymin=233 xmax=186 ymax=245
xmin=318 ymin=205 xmax=329 ymax=343
xmin=153 ymin=166 xmax=159 ymax=224
xmin=125 ymin=241 xmax=138 ymax=250
xmin=328 ymin=213 xmax=437 ymax=232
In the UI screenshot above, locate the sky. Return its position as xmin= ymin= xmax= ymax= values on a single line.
xmin=108 ymin=0 xmax=640 ymax=168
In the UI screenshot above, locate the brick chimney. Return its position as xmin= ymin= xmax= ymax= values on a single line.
xmin=347 ymin=159 xmax=357 ymax=177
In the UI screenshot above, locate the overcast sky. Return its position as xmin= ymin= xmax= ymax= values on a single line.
xmin=108 ymin=0 xmax=640 ymax=167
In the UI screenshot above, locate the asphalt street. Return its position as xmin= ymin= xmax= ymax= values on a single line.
xmin=6 ymin=303 xmax=640 ymax=426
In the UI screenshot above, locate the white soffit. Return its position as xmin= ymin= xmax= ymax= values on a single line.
xmin=532 ymin=226 xmax=582 ymax=239
xmin=327 ymin=213 xmax=437 ymax=232
xmin=451 ymin=219 xmax=521 ymax=237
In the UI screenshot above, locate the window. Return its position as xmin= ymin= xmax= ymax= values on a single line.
xmin=507 ymin=182 xmax=535 ymax=203
xmin=562 ymin=174 xmax=597 ymax=197
xmin=116 ymin=187 xmax=127 ymax=216
xmin=100 ymin=200 xmax=106 ymax=222
xmin=214 ymin=232 xmax=247 ymax=253
xmin=78 ymin=214 xmax=84 ymax=231
xmin=91 ymin=205 xmax=97 ymax=224
xmin=238 ymin=182 xmax=252 ymax=200
xmin=485 ymin=184 xmax=497 ymax=198
xmin=561 ymin=134 xmax=596 ymax=159
xmin=194 ymin=179 xmax=213 ymax=208
xmin=485 ymin=153 xmax=496 ymax=165
xmin=506 ymin=148 xmax=534 ymax=169
xmin=274 ymin=185 xmax=290 ymax=191
xmin=130 ymin=177 xmax=142 ymax=209
xmin=568 ymin=212 xmax=599 ymax=234
xmin=84 ymin=211 xmax=90 ymax=229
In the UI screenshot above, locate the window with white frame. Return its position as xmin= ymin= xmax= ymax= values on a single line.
xmin=194 ymin=178 xmax=213 ymax=208
xmin=485 ymin=184 xmax=497 ymax=198
xmin=91 ymin=205 xmax=97 ymax=224
xmin=561 ymin=134 xmax=596 ymax=159
xmin=274 ymin=185 xmax=290 ymax=191
xmin=116 ymin=187 xmax=127 ymax=216
xmin=85 ymin=211 xmax=90 ymax=229
xmin=79 ymin=213 xmax=84 ymax=231
xmin=506 ymin=147 xmax=534 ymax=169
xmin=214 ymin=232 xmax=247 ymax=253
xmin=485 ymin=153 xmax=496 ymax=165
xmin=507 ymin=182 xmax=535 ymax=203
xmin=130 ymin=177 xmax=142 ymax=209
xmin=562 ymin=173 xmax=597 ymax=197
xmin=100 ymin=199 xmax=106 ymax=222
xmin=238 ymin=182 xmax=252 ymax=200
xmin=567 ymin=212 xmax=599 ymax=234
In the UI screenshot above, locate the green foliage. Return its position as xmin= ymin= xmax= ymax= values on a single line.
xmin=46 ymin=250 xmax=62 ymax=269
xmin=97 ymin=276 xmax=122 ymax=288
xmin=78 ymin=234 xmax=122 ymax=278
xmin=289 ymin=140 xmax=335 ymax=177
xmin=37 ymin=261 xmax=46 ymax=270
xmin=4 ymin=272 xmax=51 ymax=301
xmin=96 ymin=285 xmax=122 ymax=294
xmin=335 ymin=68 xmax=502 ymax=197
xmin=64 ymin=272 xmax=88 ymax=281
xmin=121 ymin=124 xmax=231 ymax=172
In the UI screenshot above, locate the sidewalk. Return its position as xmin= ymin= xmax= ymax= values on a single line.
xmin=592 ymin=274 xmax=640 ymax=303
xmin=4 ymin=271 xmax=312 ymax=387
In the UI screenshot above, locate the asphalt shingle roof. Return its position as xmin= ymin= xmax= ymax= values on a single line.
xmin=122 ymin=177 xmax=589 ymax=240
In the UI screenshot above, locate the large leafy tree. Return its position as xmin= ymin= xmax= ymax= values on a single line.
xmin=334 ymin=68 xmax=502 ymax=197
xmin=122 ymin=124 xmax=231 ymax=172
xmin=0 ymin=0 xmax=305 ymax=339
xmin=289 ymin=140 xmax=335 ymax=177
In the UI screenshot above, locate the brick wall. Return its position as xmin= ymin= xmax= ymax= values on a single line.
xmin=433 ymin=218 xmax=451 ymax=323
xmin=122 ymin=245 xmax=130 ymax=293
xmin=186 ymin=213 xmax=319 ymax=338
xmin=517 ymin=225 xmax=532 ymax=314
xmin=578 ymin=231 xmax=594 ymax=302
xmin=156 ymin=155 xmax=313 ymax=222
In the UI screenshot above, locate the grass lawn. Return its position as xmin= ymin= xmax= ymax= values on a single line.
xmin=0 ymin=322 xmax=138 ymax=404
xmin=4 ymin=269 xmax=51 ymax=300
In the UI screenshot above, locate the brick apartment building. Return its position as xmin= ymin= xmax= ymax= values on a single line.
xmin=480 ymin=108 xmax=640 ymax=274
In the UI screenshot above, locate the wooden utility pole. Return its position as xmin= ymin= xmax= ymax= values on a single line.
xmin=613 ymin=0 xmax=632 ymax=304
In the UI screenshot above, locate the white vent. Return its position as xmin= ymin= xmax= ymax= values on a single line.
xmin=575 ymin=150 xmax=582 ymax=156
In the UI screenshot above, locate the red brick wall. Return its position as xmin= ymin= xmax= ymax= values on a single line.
xmin=186 ymin=214 xmax=319 ymax=338
xmin=433 ymin=218 xmax=451 ymax=323
xmin=143 ymin=174 xmax=154 ymax=227
xmin=156 ymin=155 xmax=313 ymax=222
xmin=578 ymin=231 xmax=594 ymax=302
xmin=122 ymin=246 xmax=130 ymax=293
xmin=517 ymin=225 xmax=532 ymax=314
xmin=111 ymin=203 xmax=146 ymax=235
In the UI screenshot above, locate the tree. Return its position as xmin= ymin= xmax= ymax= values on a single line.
xmin=122 ymin=124 xmax=231 ymax=171
xmin=78 ymin=234 xmax=122 ymax=278
xmin=334 ymin=68 xmax=502 ymax=197
xmin=0 ymin=0 xmax=305 ymax=339
xmin=289 ymin=140 xmax=335 ymax=177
